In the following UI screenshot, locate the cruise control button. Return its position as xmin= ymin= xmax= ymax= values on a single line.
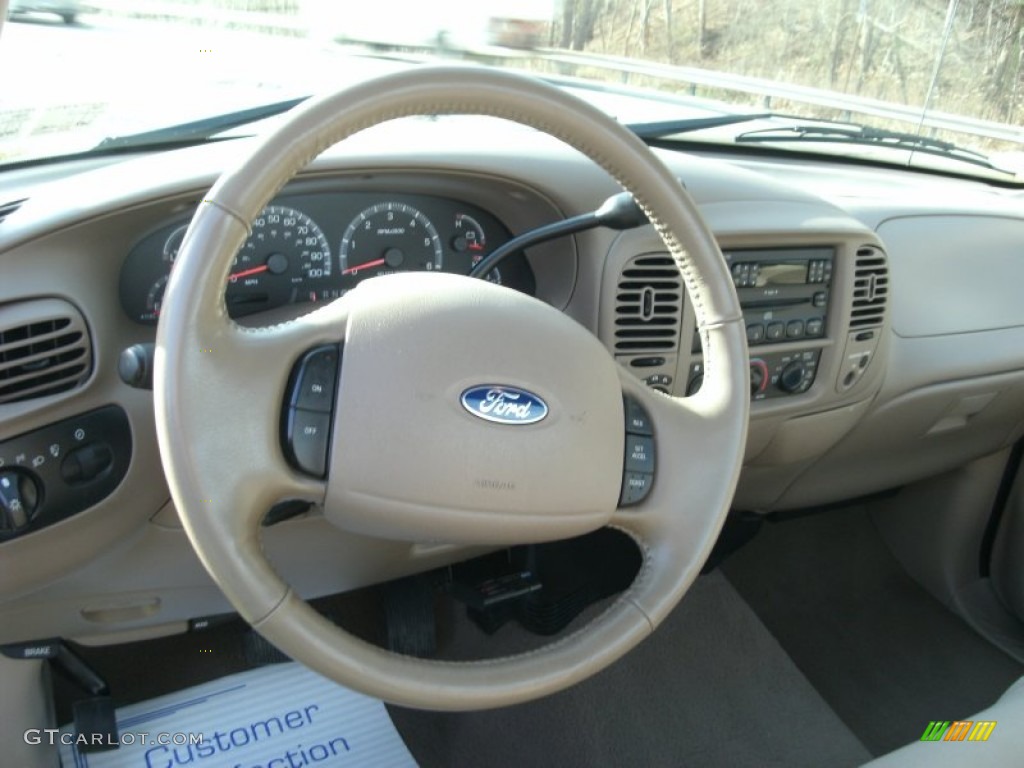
xmin=291 ymin=346 xmax=339 ymax=413
xmin=625 ymin=436 xmax=654 ymax=474
xmin=624 ymin=398 xmax=653 ymax=436
xmin=286 ymin=409 xmax=331 ymax=478
xmin=620 ymin=472 xmax=653 ymax=506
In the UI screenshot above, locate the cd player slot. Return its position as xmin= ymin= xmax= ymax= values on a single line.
xmin=740 ymin=298 xmax=810 ymax=310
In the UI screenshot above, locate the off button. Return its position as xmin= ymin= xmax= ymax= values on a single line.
xmin=286 ymin=409 xmax=331 ymax=478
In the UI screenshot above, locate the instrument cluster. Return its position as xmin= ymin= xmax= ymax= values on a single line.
xmin=119 ymin=192 xmax=534 ymax=324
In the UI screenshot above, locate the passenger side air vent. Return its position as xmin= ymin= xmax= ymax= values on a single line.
xmin=850 ymin=245 xmax=889 ymax=329
xmin=614 ymin=254 xmax=683 ymax=352
xmin=0 ymin=299 xmax=92 ymax=405
xmin=0 ymin=199 xmax=26 ymax=225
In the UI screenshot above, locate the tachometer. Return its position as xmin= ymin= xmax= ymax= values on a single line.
xmin=339 ymin=202 xmax=442 ymax=287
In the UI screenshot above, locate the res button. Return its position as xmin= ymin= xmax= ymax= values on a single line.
xmin=624 ymin=397 xmax=653 ymax=436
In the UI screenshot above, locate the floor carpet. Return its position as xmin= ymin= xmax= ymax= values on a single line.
xmin=722 ymin=505 xmax=1024 ymax=756
xmin=389 ymin=570 xmax=871 ymax=767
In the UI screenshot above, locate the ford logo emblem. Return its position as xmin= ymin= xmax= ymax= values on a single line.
xmin=460 ymin=385 xmax=548 ymax=425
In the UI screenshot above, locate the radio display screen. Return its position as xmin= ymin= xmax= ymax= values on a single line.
xmin=756 ymin=262 xmax=809 ymax=287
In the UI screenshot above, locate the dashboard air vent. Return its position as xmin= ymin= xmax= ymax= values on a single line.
xmin=850 ymin=245 xmax=889 ymax=329
xmin=0 ymin=199 xmax=26 ymax=225
xmin=0 ymin=299 xmax=91 ymax=405
xmin=614 ymin=253 xmax=683 ymax=352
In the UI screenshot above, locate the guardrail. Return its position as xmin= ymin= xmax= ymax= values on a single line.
xmin=531 ymin=49 xmax=1024 ymax=145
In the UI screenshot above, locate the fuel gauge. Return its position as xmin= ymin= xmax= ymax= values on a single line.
xmin=162 ymin=225 xmax=188 ymax=265
xmin=143 ymin=274 xmax=169 ymax=323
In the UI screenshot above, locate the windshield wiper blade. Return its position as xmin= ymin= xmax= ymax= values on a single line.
xmin=735 ymin=123 xmax=1008 ymax=173
xmin=93 ymin=96 xmax=309 ymax=152
xmin=627 ymin=112 xmax=774 ymax=140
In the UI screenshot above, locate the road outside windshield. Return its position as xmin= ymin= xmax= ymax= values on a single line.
xmin=1 ymin=0 xmax=1023 ymax=178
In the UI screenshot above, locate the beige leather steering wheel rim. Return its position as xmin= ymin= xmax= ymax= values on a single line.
xmin=154 ymin=66 xmax=749 ymax=711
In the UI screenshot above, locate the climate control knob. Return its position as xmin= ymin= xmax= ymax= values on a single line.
xmin=778 ymin=361 xmax=808 ymax=394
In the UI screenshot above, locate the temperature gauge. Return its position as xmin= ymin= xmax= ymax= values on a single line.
xmin=452 ymin=213 xmax=500 ymax=284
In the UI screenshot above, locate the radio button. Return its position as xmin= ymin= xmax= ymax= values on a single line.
xmin=813 ymin=291 xmax=828 ymax=308
xmin=806 ymin=318 xmax=824 ymax=337
xmin=786 ymin=320 xmax=805 ymax=339
xmin=746 ymin=324 xmax=765 ymax=343
xmin=732 ymin=263 xmax=745 ymax=286
xmin=766 ymin=322 xmax=785 ymax=341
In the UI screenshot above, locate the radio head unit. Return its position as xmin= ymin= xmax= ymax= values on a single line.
xmin=686 ymin=245 xmax=835 ymax=401
xmin=725 ymin=246 xmax=834 ymax=345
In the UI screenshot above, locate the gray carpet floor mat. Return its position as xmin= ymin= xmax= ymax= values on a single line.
xmin=389 ymin=570 xmax=871 ymax=768
xmin=722 ymin=505 xmax=1024 ymax=756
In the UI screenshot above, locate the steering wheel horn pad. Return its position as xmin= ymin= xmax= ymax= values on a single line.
xmin=155 ymin=66 xmax=748 ymax=710
xmin=325 ymin=272 xmax=623 ymax=545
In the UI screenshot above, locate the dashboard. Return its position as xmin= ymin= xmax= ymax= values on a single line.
xmin=2 ymin=113 xmax=1024 ymax=647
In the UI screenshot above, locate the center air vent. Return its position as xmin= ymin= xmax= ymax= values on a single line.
xmin=850 ymin=245 xmax=889 ymax=329
xmin=0 ymin=299 xmax=92 ymax=405
xmin=614 ymin=254 xmax=683 ymax=352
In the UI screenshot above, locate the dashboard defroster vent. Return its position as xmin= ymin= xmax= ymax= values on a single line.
xmin=0 ymin=299 xmax=92 ymax=405
xmin=614 ymin=254 xmax=683 ymax=352
xmin=850 ymin=246 xmax=889 ymax=329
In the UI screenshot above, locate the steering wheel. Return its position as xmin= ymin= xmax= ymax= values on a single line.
xmin=154 ymin=67 xmax=748 ymax=711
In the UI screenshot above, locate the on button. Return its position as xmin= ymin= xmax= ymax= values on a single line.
xmin=290 ymin=346 xmax=339 ymax=414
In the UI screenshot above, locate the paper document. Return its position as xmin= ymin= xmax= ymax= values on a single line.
xmin=58 ymin=661 xmax=418 ymax=767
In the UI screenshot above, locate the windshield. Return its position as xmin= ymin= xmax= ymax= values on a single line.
xmin=2 ymin=0 xmax=1023 ymax=183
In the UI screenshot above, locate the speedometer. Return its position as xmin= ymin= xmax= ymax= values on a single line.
xmin=228 ymin=205 xmax=331 ymax=312
xmin=338 ymin=202 xmax=442 ymax=288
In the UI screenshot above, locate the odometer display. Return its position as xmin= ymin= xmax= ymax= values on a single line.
xmin=339 ymin=202 xmax=442 ymax=287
